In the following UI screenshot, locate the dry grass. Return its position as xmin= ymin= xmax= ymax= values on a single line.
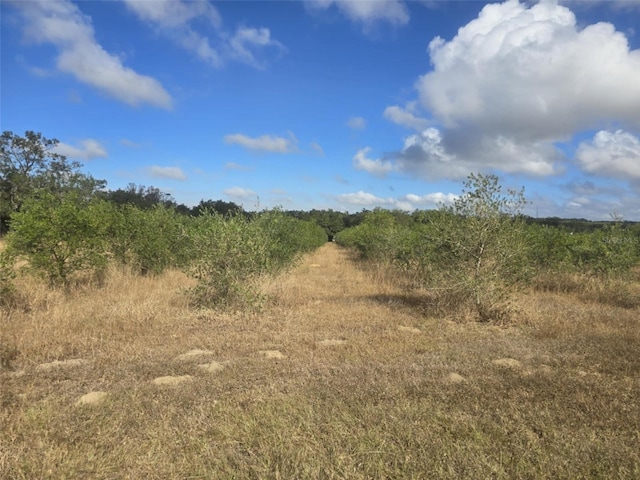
xmin=1 ymin=243 xmax=639 ymax=478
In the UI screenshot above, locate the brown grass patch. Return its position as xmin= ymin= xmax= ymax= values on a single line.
xmin=2 ymin=243 xmax=639 ymax=478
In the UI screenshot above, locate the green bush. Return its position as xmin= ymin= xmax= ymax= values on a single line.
xmin=422 ymin=174 xmax=531 ymax=321
xmin=186 ymin=210 xmax=325 ymax=309
xmin=107 ymin=204 xmax=192 ymax=275
xmin=6 ymin=192 xmax=111 ymax=286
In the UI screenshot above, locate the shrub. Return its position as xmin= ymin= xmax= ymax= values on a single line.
xmin=187 ymin=210 xmax=325 ymax=309
xmin=107 ymin=204 xmax=192 ymax=275
xmin=423 ymin=174 xmax=531 ymax=322
xmin=6 ymin=192 xmax=111 ymax=286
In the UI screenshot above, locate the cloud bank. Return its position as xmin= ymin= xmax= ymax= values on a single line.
xmin=383 ymin=0 xmax=640 ymax=181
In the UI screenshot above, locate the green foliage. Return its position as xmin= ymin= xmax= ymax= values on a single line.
xmin=336 ymin=209 xmax=411 ymax=263
xmin=107 ymin=204 xmax=192 ymax=275
xmin=6 ymin=192 xmax=111 ymax=286
xmin=191 ymin=199 xmax=244 ymax=217
xmin=527 ymin=222 xmax=639 ymax=280
xmin=187 ymin=210 xmax=325 ymax=309
xmin=1 ymin=130 xmax=105 ymax=234
xmin=423 ymin=174 xmax=531 ymax=321
xmin=102 ymin=183 xmax=177 ymax=210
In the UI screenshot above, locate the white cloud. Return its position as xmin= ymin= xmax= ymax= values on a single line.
xmin=148 ymin=166 xmax=187 ymax=181
xmin=383 ymin=104 xmax=429 ymax=131
xmin=122 ymin=1 xmax=284 ymax=69
xmin=13 ymin=0 xmax=172 ymax=109
xmin=406 ymin=0 xmax=640 ymax=179
xmin=420 ymin=0 xmax=640 ymax=134
xmin=337 ymin=191 xmax=394 ymax=207
xmin=54 ymin=139 xmax=107 ymax=160
xmin=353 ymin=147 xmax=393 ymax=177
xmin=336 ymin=190 xmax=456 ymax=211
xmin=307 ymin=0 xmax=409 ymax=29
xmin=223 ymin=187 xmax=257 ymax=200
xmin=404 ymin=192 xmax=457 ymax=206
xmin=121 ymin=0 xmax=221 ymax=29
xmin=347 ymin=117 xmax=367 ymax=130
xmin=576 ymin=130 xmax=640 ymax=179
xmin=122 ymin=0 xmax=223 ymax=67
xmin=226 ymin=26 xmax=286 ymax=69
xmin=390 ymin=127 xmax=559 ymax=180
xmin=224 ymin=133 xmax=298 ymax=153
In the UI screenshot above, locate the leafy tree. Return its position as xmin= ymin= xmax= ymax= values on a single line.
xmin=425 ymin=173 xmax=531 ymax=322
xmin=191 ymin=199 xmax=244 ymax=217
xmin=106 ymin=204 xmax=192 ymax=275
xmin=102 ymin=183 xmax=176 ymax=210
xmin=6 ymin=192 xmax=112 ymax=286
xmin=0 ymin=130 xmax=105 ymax=233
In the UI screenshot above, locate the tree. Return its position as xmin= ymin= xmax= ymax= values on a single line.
xmin=191 ymin=199 xmax=243 ymax=217
xmin=6 ymin=192 xmax=112 ymax=286
xmin=0 ymin=131 xmax=105 ymax=233
xmin=425 ymin=173 xmax=531 ymax=322
xmin=102 ymin=183 xmax=177 ymax=210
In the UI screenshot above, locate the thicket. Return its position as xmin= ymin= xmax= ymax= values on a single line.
xmin=337 ymin=174 xmax=640 ymax=322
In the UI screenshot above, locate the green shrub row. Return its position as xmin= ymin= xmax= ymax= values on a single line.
xmin=337 ymin=174 xmax=640 ymax=322
xmin=3 ymin=195 xmax=326 ymax=307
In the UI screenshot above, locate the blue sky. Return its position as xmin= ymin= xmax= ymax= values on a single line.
xmin=2 ymin=0 xmax=640 ymax=219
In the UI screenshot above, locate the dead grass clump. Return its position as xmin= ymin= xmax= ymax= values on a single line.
xmin=533 ymin=271 xmax=640 ymax=309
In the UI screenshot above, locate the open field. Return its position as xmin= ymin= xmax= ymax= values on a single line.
xmin=1 ymin=243 xmax=639 ymax=478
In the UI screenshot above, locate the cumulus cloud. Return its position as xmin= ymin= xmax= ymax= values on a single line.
xmin=12 ymin=0 xmax=173 ymax=109
xmin=576 ymin=130 xmax=640 ymax=179
xmin=419 ymin=0 xmax=640 ymax=134
xmin=392 ymin=0 xmax=640 ymax=180
xmin=54 ymin=139 xmax=107 ymax=160
xmin=122 ymin=0 xmax=284 ymax=69
xmin=353 ymin=147 xmax=393 ymax=177
xmin=148 ymin=166 xmax=187 ymax=181
xmin=306 ymin=0 xmax=409 ymax=29
xmin=224 ymin=133 xmax=298 ymax=153
xmin=347 ymin=117 xmax=367 ymax=130
xmin=383 ymin=104 xmax=429 ymax=131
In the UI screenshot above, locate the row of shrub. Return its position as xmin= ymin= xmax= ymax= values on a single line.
xmin=0 ymin=192 xmax=327 ymax=309
xmin=336 ymin=175 xmax=640 ymax=322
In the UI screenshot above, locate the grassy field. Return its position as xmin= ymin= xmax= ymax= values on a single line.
xmin=1 ymin=242 xmax=639 ymax=478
